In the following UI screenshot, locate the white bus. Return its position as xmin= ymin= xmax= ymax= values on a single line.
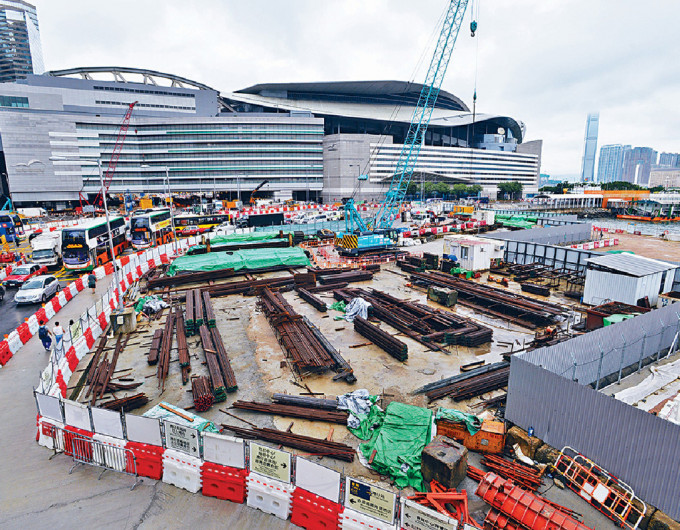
xmin=130 ymin=209 xmax=173 ymax=250
xmin=62 ymin=216 xmax=128 ymax=271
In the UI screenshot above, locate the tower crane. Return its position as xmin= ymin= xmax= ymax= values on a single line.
xmin=79 ymin=101 xmax=137 ymax=210
xmin=337 ymin=0 xmax=471 ymax=255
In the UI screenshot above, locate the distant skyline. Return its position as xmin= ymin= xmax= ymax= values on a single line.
xmin=28 ymin=0 xmax=680 ymax=177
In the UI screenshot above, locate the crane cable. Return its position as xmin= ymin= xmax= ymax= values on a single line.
xmin=351 ymin=4 xmax=449 ymax=202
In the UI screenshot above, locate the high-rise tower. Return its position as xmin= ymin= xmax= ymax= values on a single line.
xmin=0 ymin=1 xmax=44 ymax=83
xmin=597 ymin=144 xmax=630 ymax=183
xmin=580 ymin=112 xmax=599 ymax=182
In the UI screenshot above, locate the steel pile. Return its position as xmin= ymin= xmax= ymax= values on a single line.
xmin=410 ymin=271 xmax=565 ymax=329
xmin=100 ymin=393 xmax=149 ymax=412
xmin=147 ymin=329 xmax=162 ymax=365
xmin=210 ymin=326 xmax=238 ymax=392
xmin=199 ymin=324 xmax=227 ymax=402
xmin=222 ymin=424 xmax=354 ymax=462
xmin=301 ymin=316 xmax=356 ymax=383
xmin=318 ymin=270 xmax=373 ymax=284
xmin=86 ymin=334 xmax=129 ymax=405
xmin=424 ymin=363 xmax=510 ymax=402
xmin=259 ymin=288 xmax=337 ymax=375
xmin=334 ymin=287 xmax=493 ymax=350
xmin=191 ymin=376 xmax=215 ymax=412
xmin=231 ymin=399 xmax=349 ymax=424
xmin=202 ymin=291 xmax=216 ymax=327
xmin=157 ymin=312 xmax=175 ymax=391
xmin=185 ymin=289 xmax=196 ymax=335
xmin=296 ymin=287 xmax=327 ymax=312
xmin=175 ymin=306 xmax=191 ymax=385
xmin=354 ymin=315 xmax=408 ymax=361
xmin=272 ymin=393 xmax=338 ymax=410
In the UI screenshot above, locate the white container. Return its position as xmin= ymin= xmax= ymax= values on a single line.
xmin=162 ymin=449 xmax=202 ymax=493
xmin=341 ymin=508 xmax=396 ymax=530
xmin=246 ymin=472 xmax=293 ymax=520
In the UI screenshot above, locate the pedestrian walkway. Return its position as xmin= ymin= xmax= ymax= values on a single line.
xmin=0 ymin=275 xmax=294 ymax=528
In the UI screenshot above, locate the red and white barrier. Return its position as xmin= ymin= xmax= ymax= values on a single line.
xmin=246 ymin=473 xmax=294 ymax=520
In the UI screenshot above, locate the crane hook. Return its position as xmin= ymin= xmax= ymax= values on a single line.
xmin=470 ymin=20 xmax=477 ymax=37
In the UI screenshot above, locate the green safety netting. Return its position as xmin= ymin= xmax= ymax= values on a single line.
xmin=329 ymin=300 xmax=347 ymax=313
xmin=604 ymin=314 xmax=636 ymax=326
xmin=210 ymin=231 xmax=284 ymax=245
xmin=435 ymin=408 xmax=483 ymax=436
xmin=167 ymin=246 xmax=310 ymax=276
xmin=358 ymin=402 xmax=433 ymax=491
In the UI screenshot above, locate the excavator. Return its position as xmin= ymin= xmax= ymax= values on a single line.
xmin=249 ymin=179 xmax=270 ymax=205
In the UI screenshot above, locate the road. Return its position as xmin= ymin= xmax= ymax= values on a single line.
xmin=0 ymin=236 xmax=85 ymax=337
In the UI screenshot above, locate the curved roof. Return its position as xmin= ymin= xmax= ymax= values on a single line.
xmin=46 ymin=66 xmax=218 ymax=91
xmin=237 ymin=81 xmax=469 ymax=112
xmin=224 ymin=89 xmax=524 ymax=142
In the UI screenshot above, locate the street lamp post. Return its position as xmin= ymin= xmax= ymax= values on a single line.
xmin=142 ymin=164 xmax=177 ymax=253
xmin=96 ymin=159 xmax=123 ymax=311
xmin=51 ymin=155 xmax=122 ymax=310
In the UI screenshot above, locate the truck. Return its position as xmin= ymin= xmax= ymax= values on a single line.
xmin=30 ymin=232 xmax=62 ymax=268
xmin=235 ymin=212 xmax=284 ymax=228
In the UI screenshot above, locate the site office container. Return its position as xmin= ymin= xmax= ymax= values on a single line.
xmin=435 ymin=419 xmax=506 ymax=454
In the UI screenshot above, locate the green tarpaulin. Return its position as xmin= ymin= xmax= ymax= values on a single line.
xmin=329 ymin=300 xmax=347 ymax=313
xmin=604 ymin=313 xmax=635 ymax=326
xmin=210 ymin=231 xmax=283 ymax=245
xmin=435 ymin=408 xmax=483 ymax=435
xmin=143 ymin=402 xmax=219 ymax=433
xmin=167 ymin=246 xmax=310 ymax=276
xmin=358 ymin=402 xmax=433 ymax=491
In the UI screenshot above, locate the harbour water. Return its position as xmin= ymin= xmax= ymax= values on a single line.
xmin=591 ymin=218 xmax=680 ymax=237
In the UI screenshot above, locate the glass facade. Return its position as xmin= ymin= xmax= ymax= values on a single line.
xmin=580 ymin=113 xmax=599 ymax=182
xmin=597 ymin=144 xmax=629 ymax=184
xmin=0 ymin=1 xmax=43 ymax=83
xmin=60 ymin=119 xmax=324 ymax=199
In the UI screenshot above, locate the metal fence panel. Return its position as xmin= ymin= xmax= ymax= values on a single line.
xmin=486 ymin=223 xmax=592 ymax=246
xmin=521 ymin=301 xmax=680 ymax=385
xmin=506 ymin=356 xmax=680 ymax=520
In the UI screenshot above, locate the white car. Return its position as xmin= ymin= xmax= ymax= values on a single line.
xmin=14 ymin=275 xmax=61 ymax=304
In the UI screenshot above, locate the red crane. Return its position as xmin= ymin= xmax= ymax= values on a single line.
xmin=82 ymin=101 xmax=137 ymax=209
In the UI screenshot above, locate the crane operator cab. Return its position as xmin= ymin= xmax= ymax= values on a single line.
xmin=334 ymin=228 xmax=397 ymax=256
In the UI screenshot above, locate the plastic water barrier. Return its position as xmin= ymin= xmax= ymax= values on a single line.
xmin=162 ymin=449 xmax=203 ymax=493
xmin=247 ymin=473 xmax=294 ymax=520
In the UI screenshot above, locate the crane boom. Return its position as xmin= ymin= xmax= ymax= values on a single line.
xmin=341 ymin=0 xmax=469 ymax=241
xmin=372 ymin=0 xmax=469 ymax=229
xmin=93 ymin=101 xmax=137 ymax=206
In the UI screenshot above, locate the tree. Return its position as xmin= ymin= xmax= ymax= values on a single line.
xmin=434 ymin=182 xmax=450 ymax=196
xmin=452 ymin=183 xmax=468 ymax=199
xmin=539 ymin=181 xmax=573 ymax=194
xmin=467 ymin=184 xmax=482 ymax=197
xmin=406 ymin=182 xmax=420 ymax=196
xmin=601 ymin=181 xmax=643 ymax=191
xmin=497 ymin=181 xmax=523 ymax=200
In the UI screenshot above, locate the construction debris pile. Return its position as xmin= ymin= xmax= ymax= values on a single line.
xmin=415 ymin=362 xmax=509 ymax=402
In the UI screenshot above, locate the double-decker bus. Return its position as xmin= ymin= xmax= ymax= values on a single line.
xmin=62 ymin=216 xmax=128 ymax=271
xmin=130 ymin=209 xmax=174 ymax=250
xmin=174 ymin=213 xmax=230 ymax=230
xmin=0 ymin=212 xmax=25 ymax=243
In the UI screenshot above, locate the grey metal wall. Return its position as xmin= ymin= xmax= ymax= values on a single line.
xmin=521 ymin=301 xmax=680 ymax=386
xmin=502 ymin=240 xmax=597 ymax=272
xmin=506 ymin=356 xmax=680 ymax=520
xmin=487 ymin=222 xmax=592 ymax=245
xmin=536 ymin=215 xmax=580 ymax=227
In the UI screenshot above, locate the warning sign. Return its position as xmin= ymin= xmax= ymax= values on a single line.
xmin=164 ymin=421 xmax=199 ymax=456
xmin=345 ymin=477 xmax=397 ymax=524
xmin=249 ymin=442 xmax=291 ymax=483
xmin=401 ymin=499 xmax=458 ymax=530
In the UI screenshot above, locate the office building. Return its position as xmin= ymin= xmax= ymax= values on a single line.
xmin=0 ymin=69 xmax=539 ymax=207
xmin=649 ymin=168 xmax=680 ymax=189
xmin=622 ymin=147 xmax=658 ymax=186
xmin=597 ymin=144 xmax=630 ymax=183
xmin=580 ymin=113 xmax=599 ymax=182
xmin=659 ymin=152 xmax=680 ymax=168
xmin=0 ymin=70 xmax=323 ymax=206
xmin=0 ymin=1 xmax=43 ymax=83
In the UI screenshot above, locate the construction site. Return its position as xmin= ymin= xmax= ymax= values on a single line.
xmin=5 ymin=0 xmax=679 ymax=529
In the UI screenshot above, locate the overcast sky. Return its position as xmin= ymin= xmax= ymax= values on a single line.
xmin=31 ymin=0 xmax=680 ymax=178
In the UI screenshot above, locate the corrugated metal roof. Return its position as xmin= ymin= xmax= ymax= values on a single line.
xmin=586 ymin=253 xmax=677 ymax=277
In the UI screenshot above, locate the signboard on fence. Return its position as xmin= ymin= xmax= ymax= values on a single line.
xmin=249 ymin=442 xmax=291 ymax=483
xmin=164 ymin=421 xmax=200 ymax=456
xmin=345 ymin=477 xmax=397 ymax=524
xmin=401 ymin=498 xmax=458 ymax=530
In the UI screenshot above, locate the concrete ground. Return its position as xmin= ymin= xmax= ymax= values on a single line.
xmin=1 ymin=239 xmax=622 ymax=529
xmin=0 ymin=274 xmax=297 ymax=529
